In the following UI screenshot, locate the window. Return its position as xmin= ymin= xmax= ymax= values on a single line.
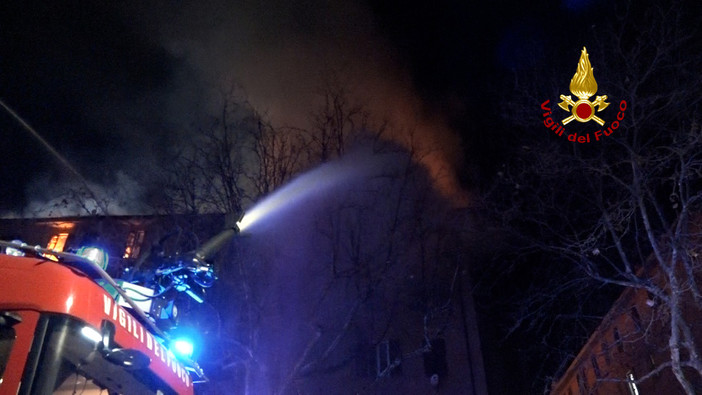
xmin=613 ymin=327 xmax=624 ymax=353
xmin=601 ymin=341 xmax=611 ymax=365
xmin=45 ymin=233 xmax=70 ymax=261
xmin=577 ymin=370 xmax=588 ymax=394
xmin=46 ymin=233 xmax=69 ymax=252
xmin=630 ymin=307 xmax=642 ymax=332
xmin=123 ymin=230 xmax=145 ymax=259
xmin=591 ymin=355 xmax=601 ymax=379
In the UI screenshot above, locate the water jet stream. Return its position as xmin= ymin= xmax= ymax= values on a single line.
xmin=0 ymin=98 xmax=109 ymax=215
xmin=236 ymin=149 xmax=389 ymax=232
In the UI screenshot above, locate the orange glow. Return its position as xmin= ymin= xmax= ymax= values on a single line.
xmin=378 ymin=106 xmax=469 ymax=207
xmin=353 ymin=77 xmax=469 ymax=207
xmin=123 ymin=230 xmax=145 ymax=259
xmin=47 ymin=233 xmax=69 ymax=252
xmin=45 ymin=232 xmax=69 ymax=261
xmin=50 ymin=221 xmax=76 ymax=230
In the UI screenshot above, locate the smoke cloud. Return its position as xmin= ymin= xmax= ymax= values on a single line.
xmin=18 ymin=172 xmax=147 ymax=218
xmin=3 ymin=0 xmax=467 ymax=216
xmin=134 ymin=0 xmax=467 ymax=202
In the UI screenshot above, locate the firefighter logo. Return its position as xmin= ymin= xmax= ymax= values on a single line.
xmin=557 ymin=47 xmax=609 ymax=126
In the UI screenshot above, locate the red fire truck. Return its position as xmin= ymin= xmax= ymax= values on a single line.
xmin=0 ymin=238 xmax=213 ymax=394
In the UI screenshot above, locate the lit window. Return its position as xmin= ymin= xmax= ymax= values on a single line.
xmin=47 ymin=233 xmax=69 ymax=252
xmin=627 ymin=371 xmax=640 ymax=395
xmin=123 ymin=230 xmax=145 ymax=259
xmin=45 ymin=233 xmax=69 ymax=261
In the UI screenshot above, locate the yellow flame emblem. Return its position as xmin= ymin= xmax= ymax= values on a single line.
xmin=558 ymin=47 xmax=609 ymax=125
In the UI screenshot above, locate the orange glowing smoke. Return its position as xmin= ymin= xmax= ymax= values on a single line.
xmin=364 ymin=82 xmax=470 ymax=208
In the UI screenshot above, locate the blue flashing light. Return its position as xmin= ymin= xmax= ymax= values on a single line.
xmin=172 ymin=338 xmax=194 ymax=359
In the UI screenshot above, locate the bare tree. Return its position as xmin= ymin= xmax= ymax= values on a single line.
xmin=485 ymin=1 xmax=702 ymax=393
xmin=154 ymin=87 xmax=258 ymax=217
xmin=248 ymin=120 xmax=307 ymax=198
xmin=306 ymin=72 xmax=370 ymax=163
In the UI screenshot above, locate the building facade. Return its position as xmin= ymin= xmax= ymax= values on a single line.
xmin=551 ymin=272 xmax=702 ymax=395
xmin=0 ymin=214 xmax=225 ymax=277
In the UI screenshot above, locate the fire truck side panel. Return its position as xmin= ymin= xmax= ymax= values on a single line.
xmin=0 ymin=254 xmax=194 ymax=394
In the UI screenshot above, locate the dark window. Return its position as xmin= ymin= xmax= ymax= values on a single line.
xmin=601 ymin=341 xmax=611 ymax=365
xmin=591 ymin=355 xmax=601 ymax=378
xmin=614 ymin=327 xmax=624 ymax=353
xmin=630 ymin=307 xmax=642 ymax=331
xmin=577 ymin=370 xmax=588 ymax=394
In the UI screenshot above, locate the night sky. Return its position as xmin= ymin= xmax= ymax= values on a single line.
xmin=0 ymin=0 xmax=608 ymax=216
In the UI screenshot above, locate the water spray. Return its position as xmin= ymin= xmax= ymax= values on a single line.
xmin=236 ymin=148 xmax=390 ymax=232
xmin=0 ymin=98 xmax=110 ymax=215
xmin=234 ymin=166 xmax=345 ymax=232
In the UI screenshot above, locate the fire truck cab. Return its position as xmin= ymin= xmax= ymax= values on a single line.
xmin=0 ymin=245 xmax=197 ymax=394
